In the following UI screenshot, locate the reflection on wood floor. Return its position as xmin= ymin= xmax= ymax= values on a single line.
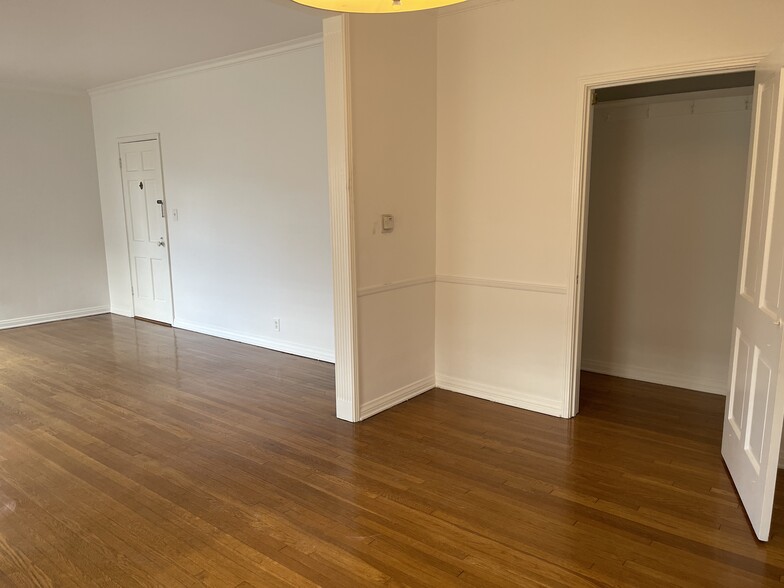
xmin=0 ymin=314 xmax=783 ymax=586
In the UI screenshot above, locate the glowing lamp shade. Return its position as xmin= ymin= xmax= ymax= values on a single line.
xmin=291 ymin=0 xmax=466 ymax=13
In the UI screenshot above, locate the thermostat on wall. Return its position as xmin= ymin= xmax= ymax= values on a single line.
xmin=382 ymin=214 xmax=394 ymax=233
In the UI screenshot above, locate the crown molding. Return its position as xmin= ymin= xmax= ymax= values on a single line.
xmin=88 ymin=33 xmax=323 ymax=97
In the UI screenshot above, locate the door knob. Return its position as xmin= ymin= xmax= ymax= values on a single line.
xmin=157 ymin=239 xmax=165 ymax=247
xmin=775 ymin=319 xmax=782 ymax=327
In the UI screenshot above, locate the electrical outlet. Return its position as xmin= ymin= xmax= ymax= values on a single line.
xmin=273 ymin=318 xmax=281 ymax=332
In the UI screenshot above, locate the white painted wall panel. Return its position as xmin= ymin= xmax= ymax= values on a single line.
xmin=348 ymin=14 xmax=438 ymax=415
xmin=436 ymin=0 xmax=784 ymax=415
xmin=91 ymin=44 xmax=334 ymax=360
xmin=358 ymin=284 xmax=436 ymax=415
xmin=0 ymin=87 xmax=108 ymax=327
xmin=436 ymin=282 xmax=566 ymax=416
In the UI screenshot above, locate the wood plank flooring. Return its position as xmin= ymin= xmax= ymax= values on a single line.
xmin=1 ymin=315 xmax=784 ymax=586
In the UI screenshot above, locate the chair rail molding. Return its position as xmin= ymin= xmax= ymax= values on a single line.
xmin=357 ymin=276 xmax=436 ymax=297
xmin=436 ymin=275 xmax=567 ymax=295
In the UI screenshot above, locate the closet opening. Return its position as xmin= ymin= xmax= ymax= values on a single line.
xmin=579 ymin=72 xmax=754 ymax=408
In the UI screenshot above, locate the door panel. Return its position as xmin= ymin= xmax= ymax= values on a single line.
xmin=129 ymin=182 xmax=149 ymax=242
xmin=142 ymin=149 xmax=157 ymax=170
xmin=151 ymin=259 xmax=170 ymax=301
xmin=763 ymin=102 xmax=784 ymax=316
xmin=741 ymin=82 xmax=774 ymax=300
xmin=728 ymin=331 xmax=750 ymax=436
xmin=722 ymin=43 xmax=784 ymax=542
xmin=746 ymin=351 xmax=771 ymax=471
xmin=120 ymin=138 xmax=173 ymax=324
xmin=135 ymin=257 xmax=154 ymax=299
xmin=125 ymin=151 xmax=142 ymax=172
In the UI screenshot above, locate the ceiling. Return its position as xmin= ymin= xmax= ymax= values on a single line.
xmin=0 ymin=0 xmax=327 ymax=92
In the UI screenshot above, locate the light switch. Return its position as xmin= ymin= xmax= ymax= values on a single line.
xmin=382 ymin=214 xmax=394 ymax=233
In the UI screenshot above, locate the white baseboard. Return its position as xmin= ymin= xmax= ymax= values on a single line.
xmin=435 ymin=373 xmax=563 ymax=417
xmin=580 ymin=359 xmax=728 ymax=396
xmin=0 ymin=306 xmax=110 ymax=330
xmin=110 ymin=306 xmax=134 ymax=317
xmin=172 ymin=319 xmax=335 ymax=363
xmin=360 ymin=375 xmax=435 ymax=420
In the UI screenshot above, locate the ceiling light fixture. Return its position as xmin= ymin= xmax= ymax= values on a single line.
xmin=292 ymin=0 xmax=466 ymax=13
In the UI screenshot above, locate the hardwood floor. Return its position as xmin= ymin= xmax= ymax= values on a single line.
xmin=1 ymin=315 xmax=784 ymax=586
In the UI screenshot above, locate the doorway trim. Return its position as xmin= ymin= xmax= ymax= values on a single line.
xmin=323 ymin=15 xmax=361 ymax=422
xmin=563 ymin=54 xmax=766 ymax=418
xmin=117 ymin=132 xmax=176 ymax=324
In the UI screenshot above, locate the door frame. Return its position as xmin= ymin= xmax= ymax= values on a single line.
xmin=117 ymin=132 xmax=176 ymax=324
xmin=563 ymin=54 xmax=766 ymax=418
xmin=323 ymin=15 xmax=361 ymax=422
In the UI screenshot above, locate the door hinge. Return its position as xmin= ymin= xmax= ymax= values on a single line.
xmin=590 ymin=90 xmax=597 ymax=106
xmin=119 ymin=157 xmax=123 ymax=169
xmin=131 ymin=285 xmax=134 ymax=295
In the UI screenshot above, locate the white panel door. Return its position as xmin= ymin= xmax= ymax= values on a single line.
xmin=723 ymin=43 xmax=784 ymax=542
xmin=119 ymin=138 xmax=173 ymax=324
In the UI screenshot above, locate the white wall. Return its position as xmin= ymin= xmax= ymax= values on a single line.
xmin=581 ymin=90 xmax=751 ymax=395
xmin=435 ymin=0 xmax=784 ymax=416
xmin=348 ymin=14 xmax=438 ymax=417
xmin=90 ymin=41 xmax=335 ymax=361
xmin=436 ymin=0 xmax=784 ymax=414
xmin=0 ymin=86 xmax=108 ymax=327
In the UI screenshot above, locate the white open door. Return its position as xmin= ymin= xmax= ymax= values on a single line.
xmin=119 ymin=138 xmax=174 ymax=324
xmin=723 ymin=42 xmax=784 ymax=542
